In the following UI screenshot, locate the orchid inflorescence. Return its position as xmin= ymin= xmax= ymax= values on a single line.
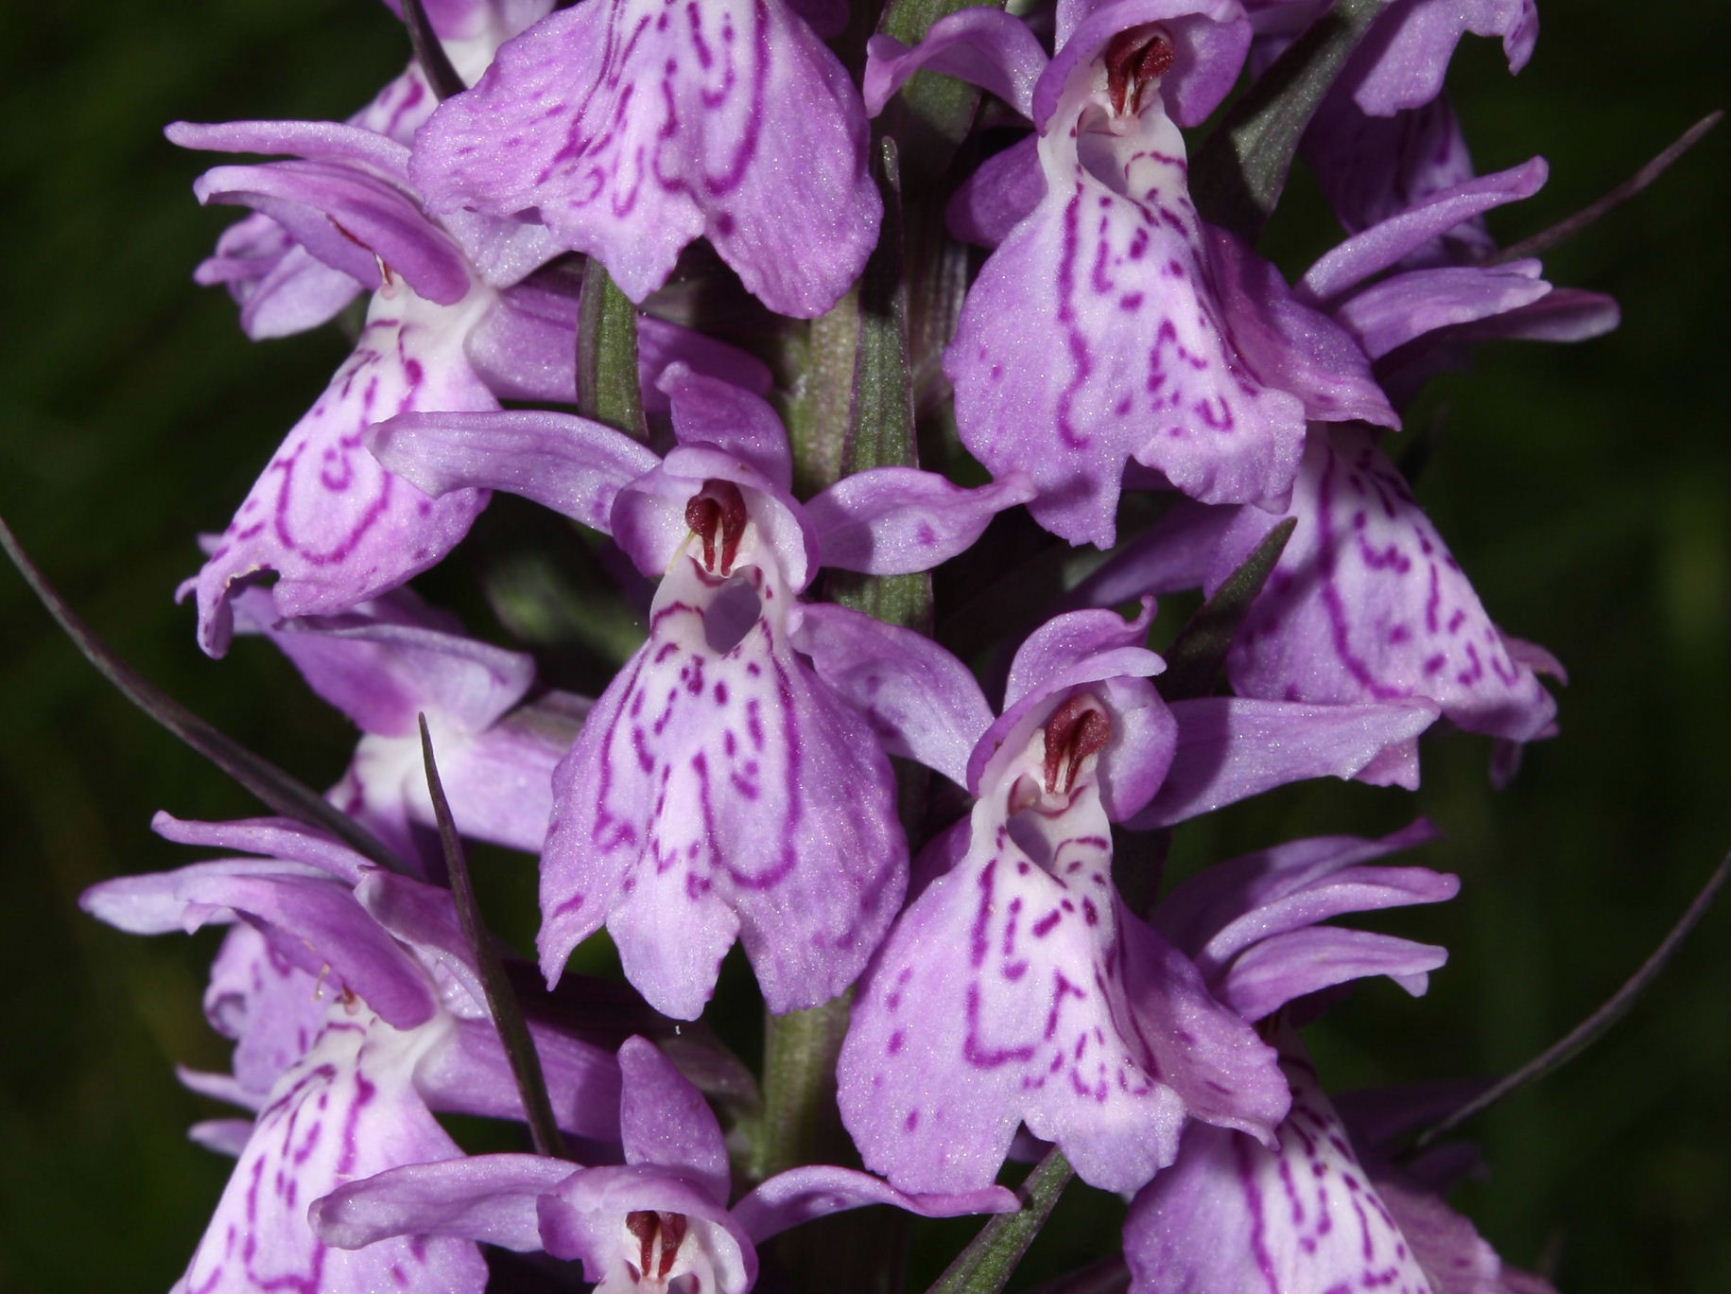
xmin=34 ymin=0 xmax=1715 ymax=1290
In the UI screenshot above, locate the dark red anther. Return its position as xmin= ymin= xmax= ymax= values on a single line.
xmin=624 ymin=1210 xmax=691 ymax=1282
xmin=1103 ymin=28 xmax=1175 ymax=117
xmin=1042 ymin=693 xmax=1112 ymax=795
xmin=684 ymin=480 xmax=750 ymax=575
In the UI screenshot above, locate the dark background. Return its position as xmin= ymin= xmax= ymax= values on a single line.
xmin=1 ymin=2 xmax=1724 ymax=1290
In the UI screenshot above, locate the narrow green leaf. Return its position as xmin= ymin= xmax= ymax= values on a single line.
xmin=1159 ymin=516 xmax=1296 ymax=700
xmin=419 ymin=716 xmax=572 ymax=1161
xmin=830 ymin=136 xmax=934 ymax=632
xmin=0 ymin=513 xmax=400 ymax=870
xmin=928 ymin=1148 xmax=1076 ymax=1294
xmin=400 ymin=0 xmax=467 ymax=99
xmin=1403 ymin=845 xmax=1731 ymax=1157
xmin=577 ymin=257 xmax=647 ymax=441
xmin=1190 ymin=0 xmax=1385 ymax=244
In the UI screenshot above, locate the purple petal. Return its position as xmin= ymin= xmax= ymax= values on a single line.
xmin=1299 ymin=157 xmax=1548 ymax=304
xmin=659 ymin=365 xmax=793 ymax=489
xmin=791 ymin=602 xmax=992 ymax=787
xmin=1134 ymin=695 xmax=1441 ymax=827
xmin=188 ymin=1119 xmax=256 ymax=1157
xmin=1041 ymin=0 xmax=1251 ymax=129
xmin=733 ymin=1165 xmax=1017 ymax=1243
xmin=1154 ymin=821 xmax=1443 ymax=961
xmin=1220 ymin=926 xmax=1448 ymax=1019
xmin=190 ymin=158 xmax=473 ymax=305
xmin=1063 ymin=498 xmax=1228 ymax=608
xmin=177 ymin=1015 xmax=485 ymax=1294
xmin=255 ymin=604 xmax=536 ymax=737
xmin=1201 ymin=225 xmax=1398 ymax=427
xmin=1335 ymin=260 xmax=1553 ymax=360
xmin=195 ymin=213 xmax=363 ymax=340
xmin=111 ymin=866 xmax=439 ymax=1029
xmin=367 ymin=407 xmax=657 ymax=534
xmin=948 ymin=136 xmax=1044 ymax=248
xmin=203 ymin=924 xmax=334 ymax=1095
xmin=1124 ymin=1044 xmax=1431 ymax=1294
xmin=1214 ymin=426 xmax=1562 ymax=748
xmin=1300 ymin=94 xmax=1492 ymax=257
xmin=167 ymin=119 xmax=414 ymax=181
xmin=413 ymin=0 xmax=881 ymax=316
xmin=1348 ymin=0 xmax=1537 ymax=116
xmin=314 ymin=1153 xmax=572 ymax=1255
xmin=191 ymin=289 xmax=496 ymax=656
xmin=539 ymin=559 xmax=905 ymax=1018
xmin=805 ymin=468 xmax=1034 ymax=575
xmin=617 ymin=1036 xmax=731 ymax=1203
xmin=412 ymin=1018 xmax=624 ymax=1141
xmin=861 ymin=12 xmax=1049 ymax=119
xmin=151 ymin=813 xmax=370 ymax=883
xmin=1429 ymin=286 xmax=1621 ymax=346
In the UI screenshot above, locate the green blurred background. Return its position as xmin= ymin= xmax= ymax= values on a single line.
xmin=0 ymin=1 xmax=1724 ymax=1290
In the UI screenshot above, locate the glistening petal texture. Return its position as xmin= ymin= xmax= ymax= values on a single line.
xmin=175 ymin=1016 xmax=485 ymax=1294
xmin=412 ymin=0 xmax=881 ymax=316
xmin=539 ymin=560 xmax=905 ymax=1019
xmin=1217 ymin=426 xmax=1559 ymax=746
xmin=191 ymin=287 xmax=495 ymax=656
xmin=861 ymin=12 xmax=1049 ymax=119
xmin=1124 ymin=1046 xmax=1435 ymax=1294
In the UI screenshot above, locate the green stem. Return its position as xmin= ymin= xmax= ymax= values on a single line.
xmin=929 ymin=1148 xmax=1076 ymax=1294
xmin=577 ymin=257 xmax=646 ymax=440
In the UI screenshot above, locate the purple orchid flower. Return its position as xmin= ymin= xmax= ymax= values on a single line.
xmin=80 ymin=815 xmax=623 ymax=1294
xmin=199 ymin=0 xmax=556 ymax=340
xmin=171 ymin=118 xmax=767 ymax=657
xmin=313 ymin=1035 xmax=1016 ymax=1294
xmin=231 ymin=586 xmax=585 ymax=866
xmin=363 ymin=365 xmax=1033 ymax=1018
xmin=1075 ymin=422 xmax=1566 ymax=781
xmin=836 ymin=606 xmax=1443 ymax=1195
xmin=409 ymin=0 xmax=883 ymax=318
xmin=1125 ymin=1029 xmax=1554 ymax=1294
xmin=866 ymin=0 xmax=1397 ymax=546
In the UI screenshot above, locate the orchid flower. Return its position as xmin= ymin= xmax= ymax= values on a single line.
xmin=80 ymin=815 xmax=622 ymax=1294
xmin=171 ymin=118 xmax=765 ymax=656
xmin=836 ymin=606 xmax=1445 ymax=1195
xmin=1074 ymin=420 xmax=1567 ymax=781
xmin=866 ymin=0 xmax=1396 ymax=545
xmin=409 ymin=0 xmax=882 ymax=317
xmin=198 ymin=0 xmax=556 ymax=339
xmin=1125 ymin=1028 xmax=1555 ymax=1294
xmin=364 ymin=365 xmax=1033 ymax=1017
xmin=313 ymin=1036 xmax=1016 ymax=1294
xmin=231 ymin=586 xmax=586 ymax=865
